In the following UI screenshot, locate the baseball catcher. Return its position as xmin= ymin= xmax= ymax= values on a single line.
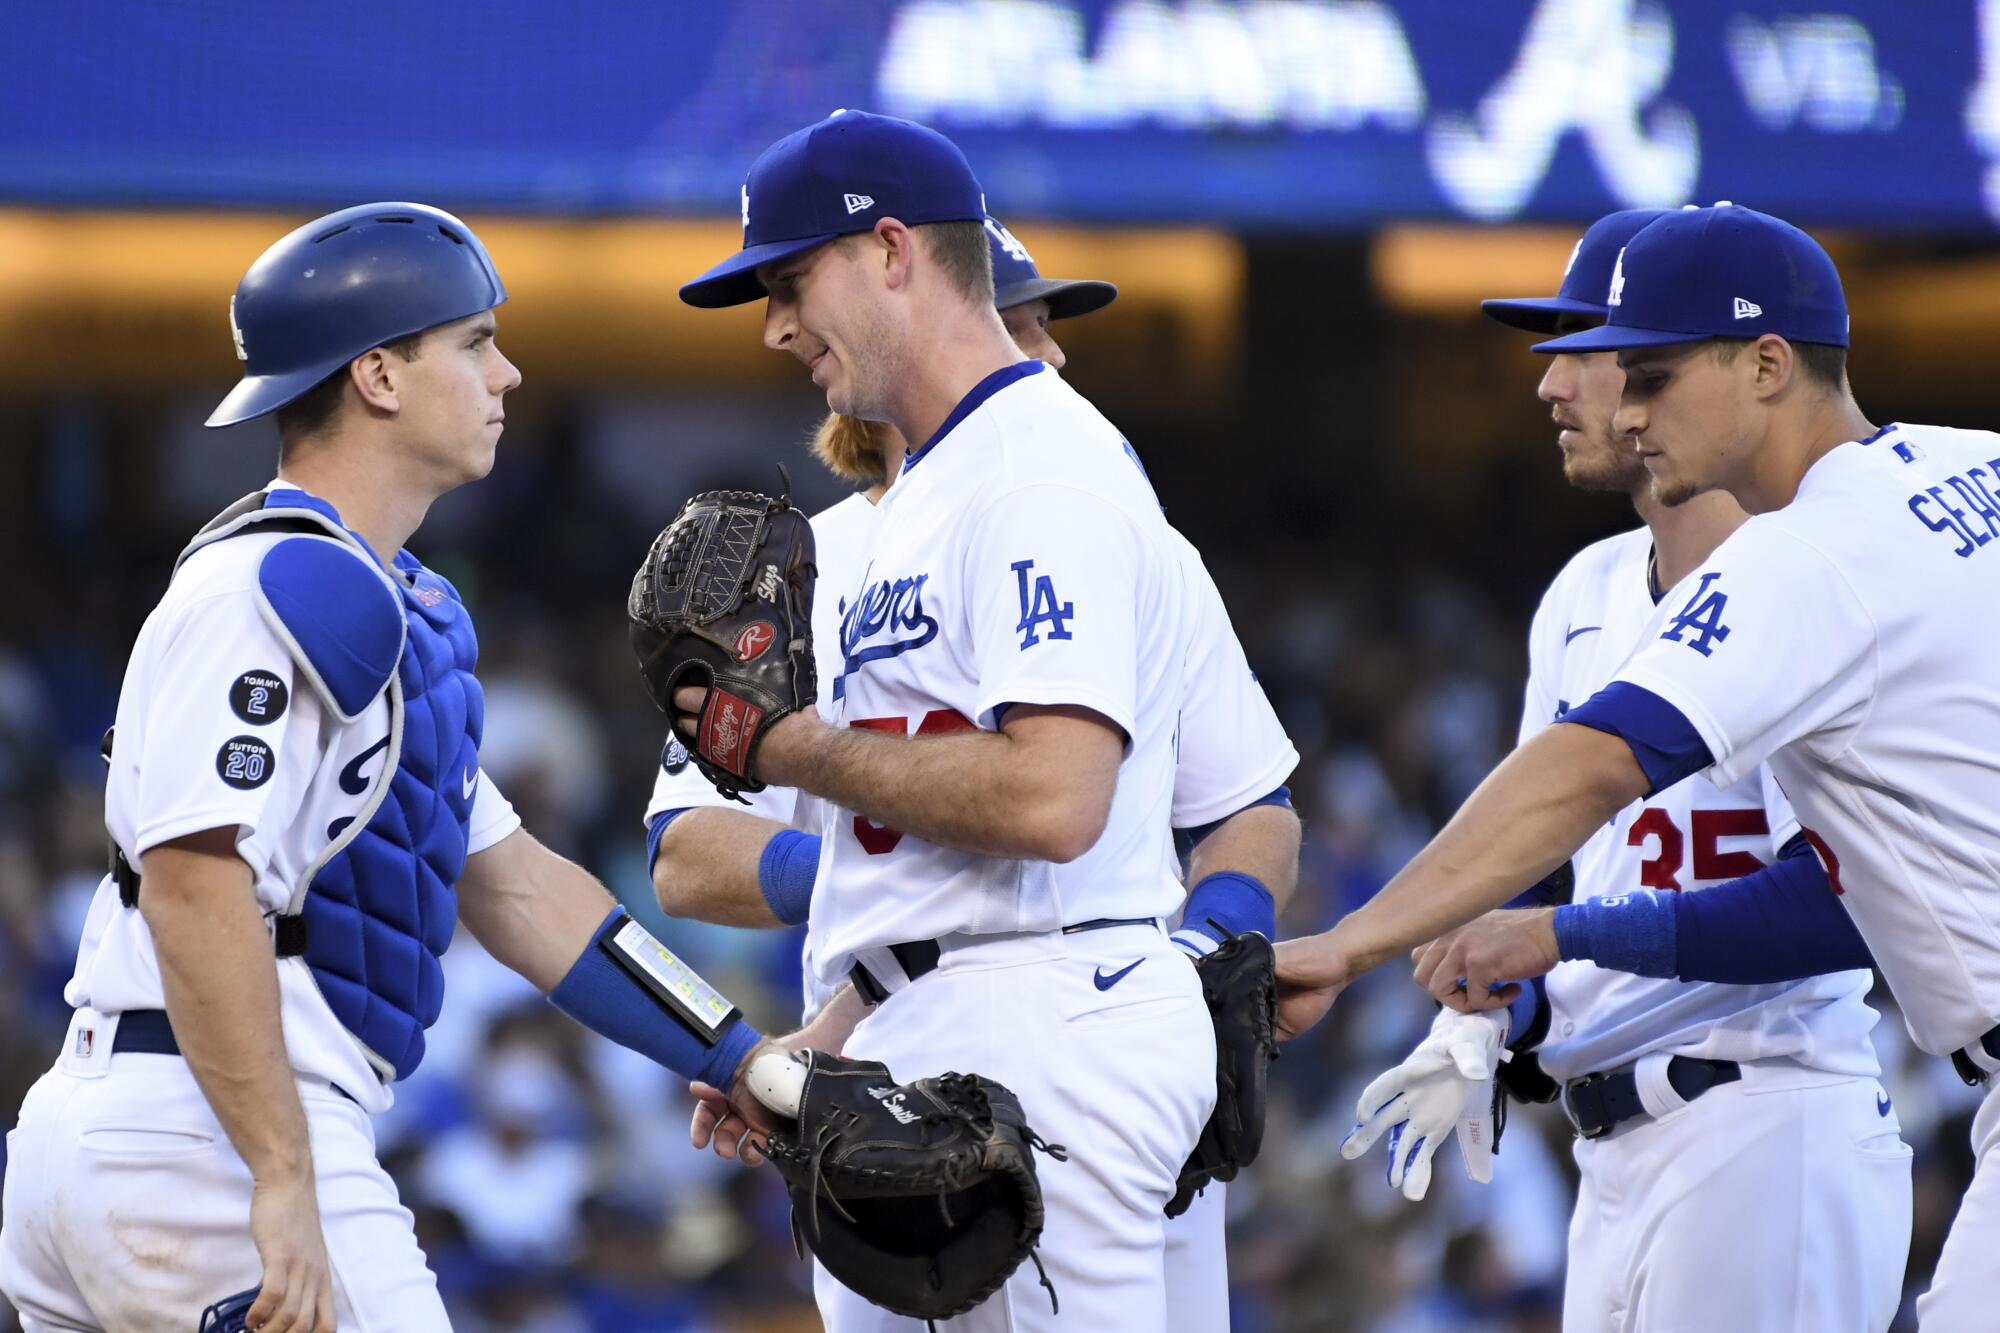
xmin=629 ymin=475 xmax=817 ymax=800
xmin=742 ymin=1048 xmax=1068 ymax=1327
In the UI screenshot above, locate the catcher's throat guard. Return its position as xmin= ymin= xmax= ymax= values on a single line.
xmin=766 ymin=1053 xmax=1068 ymax=1327
xmin=629 ymin=470 xmax=817 ymax=801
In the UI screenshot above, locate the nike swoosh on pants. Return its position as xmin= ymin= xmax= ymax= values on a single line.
xmin=1093 ymin=959 xmax=1145 ymax=991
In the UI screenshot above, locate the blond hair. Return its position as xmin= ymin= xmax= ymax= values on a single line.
xmin=809 ymin=411 xmax=895 ymax=487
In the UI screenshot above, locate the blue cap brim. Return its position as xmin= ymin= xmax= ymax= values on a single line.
xmin=998 ymin=277 xmax=1118 ymax=322
xmin=679 ymin=234 xmax=841 ymax=309
xmin=1532 ymin=323 xmax=1716 ymax=354
xmin=1480 ymin=295 xmax=1606 ymax=334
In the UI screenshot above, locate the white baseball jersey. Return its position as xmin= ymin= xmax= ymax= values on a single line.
xmin=1523 ymin=526 xmax=1878 ymax=1082
xmin=71 ymin=480 xmax=522 ymax=1113
xmin=1167 ymin=526 xmax=1298 ymax=828
xmin=644 ymin=488 xmax=880 ymax=1018
xmin=1608 ymin=423 xmax=2000 ymax=1059
xmin=809 ymin=360 xmax=1192 ymax=985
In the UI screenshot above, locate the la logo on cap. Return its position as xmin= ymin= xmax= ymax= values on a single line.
xmin=844 ymin=193 xmax=874 ymax=215
xmin=1732 ymin=297 xmax=1763 ymax=320
xmin=985 ymin=216 xmax=1033 ymax=265
xmin=740 ymin=185 xmax=750 ymax=230
xmin=1606 ymin=248 xmax=1627 ymax=307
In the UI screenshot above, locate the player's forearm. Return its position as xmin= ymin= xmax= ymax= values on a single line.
xmin=1334 ymin=724 xmax=1648 ymax=975
xmin=1188 ymin=804 xmax=1301 ymax=912
xmin=139 ymin=831 xmax=314 ymax=1186
xmin=764 ymin=707 xmax=1118 ymax=863
xmin=458 ymin=828 xmax=620 ymax=993
xmin=653 ymin=808 xmax=792 ymax=928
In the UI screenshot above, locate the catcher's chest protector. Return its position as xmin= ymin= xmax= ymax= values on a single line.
xmin=175 ymin=490 xmax=480 ymax=1081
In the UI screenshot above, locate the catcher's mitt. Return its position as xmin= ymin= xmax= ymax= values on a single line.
xmin=1166 ymin=930 xmax=1280 ymax=1218
xmin=629 ymin=473 xmax=816 ymax=801
xmin=765 ymin=1053 xmax=1067 ymax=1326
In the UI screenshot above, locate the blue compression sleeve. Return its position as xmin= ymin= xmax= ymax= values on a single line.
xmin=1174 ymin=871 xmax=1277 ymax=954
xmin=1561 ymin=682 xmax=1714 ymax=796
xmin=1670 ymin=836 xmax=1873 ymax=983
xmin=550 ymin=908 xmax=760 ymax=1088
xmin=1552 ymin=837 xmax=1873 ymax=983
xmin=757 ymin=830 xmax=820 ymax=926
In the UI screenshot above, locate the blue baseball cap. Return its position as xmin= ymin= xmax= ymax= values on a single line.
xmin=985 ymin=215 xmax=1117 ymax=321
xmin=680 ymin=109 xmax=987 ymax=309
xmin=1535 ymin=204 xmax=1848 ymax=354
xmin=1481 ymin=209 xmax=1673 ymax=333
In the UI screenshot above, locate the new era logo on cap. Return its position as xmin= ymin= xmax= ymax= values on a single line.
xmin=844 ymin=193 xmax=874 ymax=215
xmin=1733 ymin=297 xmax=1763 ymax=320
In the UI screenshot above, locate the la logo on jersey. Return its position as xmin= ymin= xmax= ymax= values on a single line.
xmin=1011 ymin=559 xmax=1074 ymax=649
xmin=1660 ymin=570 xmax=1731 ymax=656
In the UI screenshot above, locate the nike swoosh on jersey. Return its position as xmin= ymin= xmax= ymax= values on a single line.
xmin=462 ymin=766 xmax=478 ymax=800
xmin=1093 ymin=958 xmax=1145 ymax=991
xmin=1564 ymin=625 xmax=1602 ymax=643
xmin=338 ymin=736 xmax=391 ymax=796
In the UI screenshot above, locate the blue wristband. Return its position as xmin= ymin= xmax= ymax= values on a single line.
xmin=1177 ymin=871 xmax=1276 ymax=951
xmin=1553 ymin=891 xmax=1678 ymax=978
xmin=757 ymin=830 xmax=820 ymax=927
xmin=550 ymin=908 xmax=760 ymax=1088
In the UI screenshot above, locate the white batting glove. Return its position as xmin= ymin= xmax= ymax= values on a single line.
xmin=1342 ymin=1007 xmax=1508 ymax=1202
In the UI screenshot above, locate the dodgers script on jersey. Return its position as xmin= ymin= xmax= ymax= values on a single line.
xmin=809 ymin=361 xmax=1192 ymax=984
xmin=73 ymin=482 xmax=521 ymax=1113
xmin=1522 ymin=527 xmax=1877 ymax=1082
xmin=1610 ymin=423 xmax=2000 ymax=1059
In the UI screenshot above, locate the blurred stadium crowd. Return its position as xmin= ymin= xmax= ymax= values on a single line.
xmin=0 ymin=385 xmax=1984 ymax=1332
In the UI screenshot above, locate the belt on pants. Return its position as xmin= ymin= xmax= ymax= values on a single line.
xmin=111 ymin=1009 xmax=360 ymax=1106
xmin=1562 ymin=1055 xmax=1741 ymax=1140
xmin=849 ymin=916 xmax=1160 ymax=1005
xmin=1952 ymin=1023 xmax=2000 ymax=1086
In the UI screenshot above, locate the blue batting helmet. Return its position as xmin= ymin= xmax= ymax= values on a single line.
xmin=207 ymin=201 xmax=507 ymax=428
xmin=196 ymin=1288 xmax=259 ymax=1331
